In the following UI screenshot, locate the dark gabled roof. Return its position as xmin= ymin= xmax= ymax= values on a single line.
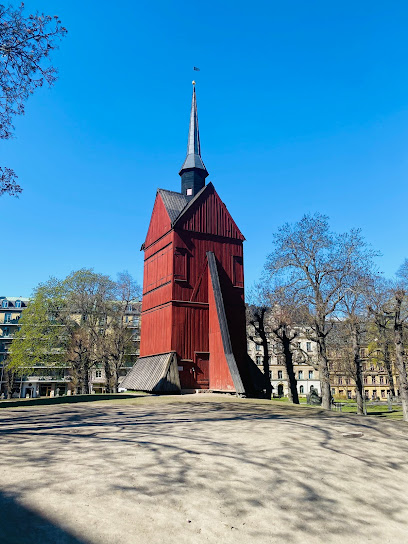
xmin=120 ymin=352 xmax=181 ymax=393
xmin=157 ymin=189 xmax=188 ymax=224
xmin=171 ymin=183 xmax=210 ymax=227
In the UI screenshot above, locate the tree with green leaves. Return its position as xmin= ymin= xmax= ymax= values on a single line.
xmin=8 ymin=278 xmax=69 ymax=396
xmin=8 ymin=268 xmax=141 ymax=395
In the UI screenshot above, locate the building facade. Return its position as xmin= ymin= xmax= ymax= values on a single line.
xmin=247 ymin=328 xmax=400 ymax=400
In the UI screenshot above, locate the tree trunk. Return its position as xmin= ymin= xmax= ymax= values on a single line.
xmin=282 ymin=334 xmax=299 ymax=404
xmin=317 ymin=328 xmax=331 ymax=410
xmin=104 ymin=357 xmax=112 ymax=394
xmin=351 ymin=323 xmax=365 ymax=416
xmin=394 ymin=299 xmax=408 ymax=421
xmin=5 ymin=369 xmax=15 ymax=399
xmin=113 ymin=369 xmax=119 ymax=394
xmin=80 ymin=364 xmax=90 ymax=394
xmin=262 ymin=338 xmax=272 ymax=400
xmin=383 ymin=339 xmax=395 ymax=397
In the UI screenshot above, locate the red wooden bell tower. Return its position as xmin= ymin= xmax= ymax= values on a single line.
xmin=122 ymin=84 xmax=252 ymax=395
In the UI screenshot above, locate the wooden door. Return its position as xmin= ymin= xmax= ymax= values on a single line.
xmin=195 ymin=353 xmax=209 ymax=389
xmin=178 ymin=361 xmax=195 ymax=389
xmin=178 ymin=354 xmax=209 ymax=389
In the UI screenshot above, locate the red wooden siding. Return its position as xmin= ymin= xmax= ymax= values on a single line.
xmin=208 ymin=269 xmax=235 ymax=391
xmin=171 ymin=302 xmax=209 ymax=361
xmin=139 ymin=303 xmax=173 ymax=357
xmin=172 ymin=231 xmax=243 ymax=304
xmin=144 ymin=193 xmax=172 ymax=249
xmin=176 ymin=185 xmax=245 ymax=241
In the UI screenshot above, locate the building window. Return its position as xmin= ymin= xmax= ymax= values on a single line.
xmin=379 ymin=376 xmax=384 ymax=384
xmin=372 ymin=375 xmax=376 ymax=384
xmin=232 ymin=256 xmax=244 ymax=288
xmin=381 ymin=390 xmax=386 ymax=398
xmin=278 ymin=370 xmax=283 ymax=379
xmin=269 ymin=371 xmax=272 ymax=381
xmin=298 ymin=371 xmax=303 ymax=379
xmin=306 ymin=342 xmax=312 ymax=352
xmin=174 ymin=248 xmax=188 ymax=282
xmin=296 ymin=342 xmax=301 ymax=349
xmin=95 ymin=370 xmax=102 ymax=378
xmin=362 ymin=363 xmax=366 ymax=371
xmin=4 ymin=313 xmax=11 ymax=323
xmin=372 ymin=390 xmax=377 ymax=399
xmin=338 ymin=377 xmax=343 ymax=385
xmin=346 ymin=378 xmax=350 ymax=385
xmin=347 ymin=391 xmax=352 ymax=399
xmin=331 ymin=388 xmax=335 ymax=396
xmin=2 ymin=300 xmax=8 ymax=308
xmin=256 ymin=356 xmax=262 ymax=366
xmin=255 ymin=344 xmax=262 ymax=351
xmin=186 ymin=188 xmax=193 ymax=196
xmin=2 ymin=327 xmax=9 ymax=337
xmin=363 ymin=377 xmax=367 ymax=384
xmin=15 ymin=300 xmax=21 ymax=308
xmin=309 ymin=370 xmax=313 ymax=379
xmin=299 ymin=385 xmax=304 ymax=394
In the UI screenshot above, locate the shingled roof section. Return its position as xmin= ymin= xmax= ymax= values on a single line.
xmin=120 ymin=352 xmax=181 ymax=393
xmin=157 ymin=189 xmax=188 ymax=224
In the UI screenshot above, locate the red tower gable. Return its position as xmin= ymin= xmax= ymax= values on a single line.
xmin=174 ymin=183 xmax=245 ymax=241
xmin=144 ymin=192 xmax=172 ymax=250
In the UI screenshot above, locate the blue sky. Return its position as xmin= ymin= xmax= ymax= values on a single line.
xmin=2 ymin=0 xmax=408 ymax=297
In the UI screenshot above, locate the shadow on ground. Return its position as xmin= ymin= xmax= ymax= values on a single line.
xmin=0 ymin=397 xmax=407 ymax=543
xmin=0 ymin=490 xmax=90 ymax=544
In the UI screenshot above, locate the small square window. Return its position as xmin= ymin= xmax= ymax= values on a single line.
xmin=186 ymin=188 xmax=193 ymax=196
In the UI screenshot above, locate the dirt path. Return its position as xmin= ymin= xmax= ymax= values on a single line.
xmin=0 ymin=395 xmax=407 ymax=543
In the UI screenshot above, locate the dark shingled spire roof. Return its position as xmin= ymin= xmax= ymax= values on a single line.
xmin=179 ymin=85 xmax=208 ymax=177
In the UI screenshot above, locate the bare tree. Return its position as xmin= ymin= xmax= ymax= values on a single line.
xmin=388 ymin=261 xmax=408 ymax=421
xmin=336 ymin=273 xmax=375 ymax=415
xmin=107 ymin=272 xmax=141 ymax=393
xmin=265 ymin=213 xmax=378 ymax=410
xmin=64 ymin=269 xmax=115 ymax=394
xmin=247 ymin=300 xmax=272 ymax=399
xmin=0 ymin=4 xmax=67 ymax=195
xmin=366 ymin=277 xmax=396 ymax=398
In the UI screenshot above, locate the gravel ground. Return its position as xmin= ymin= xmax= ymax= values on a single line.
xmin=0 ymin=394 xmax=407 ymax=544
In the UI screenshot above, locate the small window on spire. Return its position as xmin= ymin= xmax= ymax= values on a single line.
xmin=186 ymin=188 xmax=193 ymax=196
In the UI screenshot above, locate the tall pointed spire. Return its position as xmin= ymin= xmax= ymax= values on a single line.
xmin=179 ymin=82 xmax=208 ymax=199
